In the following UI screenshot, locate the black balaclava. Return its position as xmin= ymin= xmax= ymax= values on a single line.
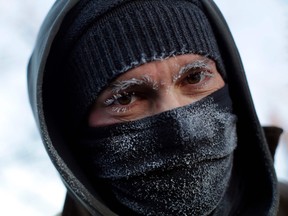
xmin=78 ymin=86 xmax=238 ymax=215
xmin=59 ymin=0 xmax=238 ymax=215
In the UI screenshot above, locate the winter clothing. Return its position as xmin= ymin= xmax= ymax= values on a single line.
xmin=54 ymin=0 xmax=226 ymax=131
xmin=77 ymin=86 xmax=238 ymax=215
xmin=28 ymin=0 xmax=284 ymax=215
xmin=278 ymin=181 xmax=288 ymax=216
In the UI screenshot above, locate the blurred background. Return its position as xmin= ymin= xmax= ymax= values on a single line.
xmin=0 ymin=0 xmax=287 ymax=215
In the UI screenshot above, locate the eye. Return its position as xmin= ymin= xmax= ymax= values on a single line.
xmin=105 ymin=92 xmax=137 ymax=106
xmin=186 ymin=72 xmax=203 ymax=84
xmin=115 ymin=92 xmax=135 ymax=105
xmin=183 ymin=70 xmax=213 ymax=85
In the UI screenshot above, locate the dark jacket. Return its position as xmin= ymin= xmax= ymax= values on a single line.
xmin=28 ymin=0 xmax=283 ymax=215
xmin=59 ymin=127 xmax=286 ymax=216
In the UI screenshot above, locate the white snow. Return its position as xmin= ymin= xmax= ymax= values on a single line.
xmin=214 ymin=0 xmax=288 ymax=182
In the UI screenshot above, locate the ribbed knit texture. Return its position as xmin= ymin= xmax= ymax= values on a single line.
xmin=60 ymin=0 xmax=226 ymax=128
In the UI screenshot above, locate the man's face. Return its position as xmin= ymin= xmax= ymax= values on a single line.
xmin=89 ymin=54 xmax=225 ymax=127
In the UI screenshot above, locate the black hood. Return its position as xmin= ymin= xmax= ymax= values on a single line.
xmin=27 ymin=0 xmax=279 ymax=215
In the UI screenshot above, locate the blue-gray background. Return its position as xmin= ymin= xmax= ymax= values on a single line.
xmin=0 ymin=0 xmax=287 ymax=215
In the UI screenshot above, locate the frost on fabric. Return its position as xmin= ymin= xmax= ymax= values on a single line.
xmin=80 ymin=87 xmax=238 ymax=215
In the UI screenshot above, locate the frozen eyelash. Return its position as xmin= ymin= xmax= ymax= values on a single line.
xmin=104 ymin=98 xmax=115 ymax=106
xmin=193 ymin=71 xmax=215 ymax=89
xmin=104 ymin=76 xmax=159 ymax=107
xmin=104 ymin=94 xmax=122 ymax=106
xmin=112 ymin=107 xmax=129 ymax=113
xmin=200 ymin=71 xmax=214 ymax=77
xmin=173 ymin=59 xmax=212 ymax=83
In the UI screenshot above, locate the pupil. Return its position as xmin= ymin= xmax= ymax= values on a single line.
xmin=118 ymin=94 xmax=132 ymax=105
xmin=187 ymin=73 xmax=201 ymax=84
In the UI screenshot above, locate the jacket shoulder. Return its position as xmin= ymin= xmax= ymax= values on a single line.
xmin=263 ymin=126 xmax=283 ymax=159
xmin=278 ymin=181 xmax=288 ymax=216
xmin=61 ymin=192 xmax=92 ymax=216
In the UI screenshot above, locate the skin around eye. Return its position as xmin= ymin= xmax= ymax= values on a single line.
xmin=103 ymin=69 xmax=216 ymax=114
xmin=105 ymin=92 xmax=137 ymax=106
xmin=116 ymin=92 xmax=135 ymax=105
xmin=103 ymin=91 xmax=143 ymax=114
xmin=181 ymin=70 xmax=214 ymax=85
xmin=88 ymin=54 xmax=225 ymax=127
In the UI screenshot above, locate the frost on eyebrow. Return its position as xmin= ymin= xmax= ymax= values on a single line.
xmin=111 ymin=75 xmax=159 ymax=93
xmin=173 ymin=59 xmax=212 ymax=83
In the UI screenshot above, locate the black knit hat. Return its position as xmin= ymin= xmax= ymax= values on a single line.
xmin=58 ymin=0 xmax=226 ymax=128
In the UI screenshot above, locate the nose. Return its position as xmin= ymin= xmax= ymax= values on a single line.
xmin=153 ymin=91 xmax=191 ymax=114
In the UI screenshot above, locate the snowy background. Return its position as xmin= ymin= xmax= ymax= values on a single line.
xmin=0 ymin=0 xmax=287 ymax=215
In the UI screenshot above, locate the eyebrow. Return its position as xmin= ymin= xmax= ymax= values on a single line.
xmin=106 ymin=58 xmax=213 ymax=93
xmin=173 ymin=59 xmax=212 ymax=82
xmin=110 ymin=75 xmax=159 ymax=93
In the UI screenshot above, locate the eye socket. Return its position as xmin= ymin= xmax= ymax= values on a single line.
xmin=182 ymin=70 xmax=213 ymax=85
xmin=104 ymin=92 xmax=137 ymax=106
xmin=115 ymin=92 xmax=135 ymax=105
xmin=186 ymin=72 xmax=202 ymax=84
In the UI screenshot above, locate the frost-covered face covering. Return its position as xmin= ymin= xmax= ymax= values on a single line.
xmin=78 ymin=86 xmax=237 ymax=215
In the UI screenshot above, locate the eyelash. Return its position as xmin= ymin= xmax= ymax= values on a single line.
xmin=104 ymin=93 xmax=126 ymax=106
xmin=111 ymin=106 xmax=130 ymax=113
xmin=104 ymin=91 xmax=139 ymax=113
xmin=180 ymin=69 xmax=214 ymax=86
xmin=103 ymin=69 xmax=215 ymax=113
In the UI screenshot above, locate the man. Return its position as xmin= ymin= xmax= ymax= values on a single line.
xmin=28 ymin=0 xmax=284 ymax=215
